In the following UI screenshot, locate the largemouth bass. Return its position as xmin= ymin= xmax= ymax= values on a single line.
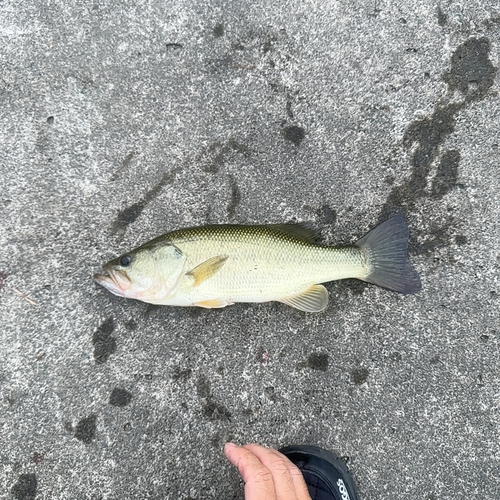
xmin=94 ymin=215 xmax=420 ymax=312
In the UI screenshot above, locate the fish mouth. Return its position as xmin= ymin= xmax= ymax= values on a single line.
xmin=94 ymin=268 xmax=131 ymax=298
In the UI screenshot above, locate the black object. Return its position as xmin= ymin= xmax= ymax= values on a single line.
xmin=279 ymin=445 xmax=360 ymax=500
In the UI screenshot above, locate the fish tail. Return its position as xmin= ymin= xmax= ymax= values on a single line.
xmin=356 ymin=215 xmax=421 ymax=294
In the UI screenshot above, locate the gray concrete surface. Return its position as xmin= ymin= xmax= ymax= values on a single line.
xmin=1 ymin=0 xmax=499 ymax=498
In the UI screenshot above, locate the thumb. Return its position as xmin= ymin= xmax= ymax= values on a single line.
xmin=224 ymin=443 xmax=277 ymax=500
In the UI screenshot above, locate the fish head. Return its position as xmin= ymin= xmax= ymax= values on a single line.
xmin=94 ymin=242 xmax=187 ymax=303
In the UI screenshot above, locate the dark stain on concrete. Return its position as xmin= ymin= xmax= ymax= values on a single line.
xmin=11 ymin=474 xmax=37 ymax=500
xmin=351 ymin=367 xmax=369 ymax=385
xmin=443 ymin=38 xmax=497 ymax=101
xmin=382 ymin=103 xmax=461 ymax=215
xmin=213 ymin=23 xmax=224 ymax=38
xmin=143 ymin=303 xmax=162 ymax=320
xmin=109 ymin=388 xmax=133 ymax=407
xmin=199 ymin=140 xmax=251 ymax=174
xmin=231 ymin=41 xmax=245 ymax=51
xmin=203 ymin=400 xmax=231 ymax=421
xmin=283 ymin=125 xmax=305 ymax=147
xmin=124 ymin=319 xmax=137 ymax=331
xmin=211 ymin=433 xmax=222 ymax=447
xmin=116 ymin=201 xmax=149 ymax=227
xmin=262 ymin=34 xmax=278 ymax=54
xmin=74 ymin=414 xmax=97 ymax=444
xmin=93 ymin=317 xmax=116 ymax=363
xmin=431 ymin=149 xmax=460 ymax=199
xmin=264 ymin=386 xmax=279 ymax=402
xmin=385 ymin=175 xmax=395 ymax=185
xmin=206 ymin=53 xmax=234 ymax=73
xmin=334 ymin=278 xmax=368 ymax=295
xmin=165 ymin=43 xmax=183 ymax=54
xmin=196 ymin=374 xmax=231 ymax=421
xmin=46 ymin=116 xmax=54 ymax=125
xmin=196 ymin=375 xmax=212 ymax=398
xmin=0 ymin=271 xmax=8 ymax=290
xmin=430 ymin=355 xmax=441 ymax=365
xmin=380 ymin=38 xmax=497 ymax=255
xmin=35 ymin=117 xmax=53 ymax=159
xmin=455 ymin=235 xmax=468 ymax=245
xmin=227 ymin=174 xmax=241 ymax=219
xmin=483 ymin=15 xmax=500 ymax=30
xmin=298 ymin=352 xmax=329 ymax=371
xmin=113 ymin=168 xmax=180 ymax=230
xmin=392 ymin=351 xmax=402 ymax=362
xmin=111 ymin=151 xmax=135 ymax=181
xmin=172 ymin=366 xmax=192 ymax=382
xmin=319 ymin=205 xmax=337 ymax=225
xmin=411 ymin=219 xmax=456 ymax=256
xmin=437 ymin=6 xmax=447 ymax=26
xmin=5 ymin=393 xmax=16 ymax=406
xmin=31 ymin=452 xmax=44 ymax=464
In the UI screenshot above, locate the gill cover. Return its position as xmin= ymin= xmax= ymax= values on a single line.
xmin=136 ymin=243 xmax=187 ymax=301
xmin=97 ymin=243 xmax=187 ymax=303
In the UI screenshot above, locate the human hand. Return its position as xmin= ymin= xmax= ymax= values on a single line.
xmin=224 ymin=443 xmax=312 ymax=500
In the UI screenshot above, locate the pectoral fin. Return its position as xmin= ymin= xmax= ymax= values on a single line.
xmin=186 ymin=255 xmax=228 ymax=287
xmin=194 ymin=299 xmax=233 ymax=308
xmin=279 ymin=284 xmax=329 ymax=312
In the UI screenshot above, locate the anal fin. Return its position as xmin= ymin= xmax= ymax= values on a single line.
xmin=278 ymin=284 xmax=329 ymax=313
xmin=194 ymin=299 xmax=233 ymax=309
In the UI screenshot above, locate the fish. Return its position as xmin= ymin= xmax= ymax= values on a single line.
xmin=94 ymin=215 xmax=421 ymax=313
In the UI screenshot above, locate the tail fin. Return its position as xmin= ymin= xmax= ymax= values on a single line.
xmin=356 ymin=215 xmax=421 ymax=294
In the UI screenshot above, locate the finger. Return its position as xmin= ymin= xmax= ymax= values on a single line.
xmin=282 ymin=455 xmax=311 ymax=500
xmin=244 ymin=445 xmax=311 ymax=500
xmin=243 ymin=444 xmax=303 ymax=500
xmin=224 ymin=443 xmax=277 ymax=500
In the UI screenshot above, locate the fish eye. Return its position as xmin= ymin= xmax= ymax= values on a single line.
xmin=120 ymin=255 xmax=132 ymax=267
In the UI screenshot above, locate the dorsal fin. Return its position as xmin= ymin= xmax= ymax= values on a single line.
xmin=267 ymin=223 xmax=320 ymax=243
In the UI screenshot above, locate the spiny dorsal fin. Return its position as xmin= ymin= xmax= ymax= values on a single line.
xmin=186 ymin=255 xmax=228 ymax=287
xmin=267 ymin=223 xmax=320 ymax=243
xmin=278 ymin=284 xmax=329 ymax=312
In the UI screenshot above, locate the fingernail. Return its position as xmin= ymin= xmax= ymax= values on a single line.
xmin=225 ymin=442 xmax=237 ymax=449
